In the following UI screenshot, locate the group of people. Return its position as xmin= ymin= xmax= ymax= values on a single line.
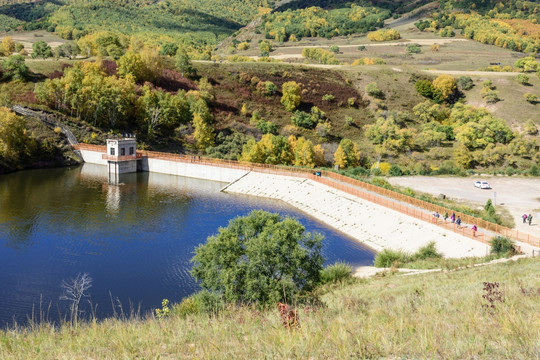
xmin=434 ymin=211 xmax=462 ymax=226
xmin=522 ymin=213 xmax=533 ymax=226
xmin=434 ymin=211 xmax=479 ymax=235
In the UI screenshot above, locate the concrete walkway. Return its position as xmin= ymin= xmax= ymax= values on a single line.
xmin=223 ymin=172 xmax=491 ymax=258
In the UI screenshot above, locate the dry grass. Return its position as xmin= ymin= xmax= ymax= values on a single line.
xmin=1 ymin=258 xmax=539 ymax=359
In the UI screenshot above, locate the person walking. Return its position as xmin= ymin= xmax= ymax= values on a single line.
xmin=456 ymin=216 xmax=462 ymax=227
xmin=528 ymin=214 xmax=533 ymax=226
xmin=523 ymin=213 xmax=528 ymax=223
xmin=451 ymin=212 xmax=455 ymax=223
xmin=472 ymin=224 xmax=477 ymax=237
xmin=444 ymin=212 xmax=448 ymax=221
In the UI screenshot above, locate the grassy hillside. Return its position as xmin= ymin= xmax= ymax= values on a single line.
xmin=1 ymin=258 xmax=539 ymax=358
xmin=0 ymin=0 xmax=273 ymax=49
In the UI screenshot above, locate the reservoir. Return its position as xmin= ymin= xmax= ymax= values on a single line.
xmin=0 ymin=164 xmax=374 ymax=326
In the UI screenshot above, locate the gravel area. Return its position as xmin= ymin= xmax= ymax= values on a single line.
xmin=388 ymin=176 xmax=540 ymax=238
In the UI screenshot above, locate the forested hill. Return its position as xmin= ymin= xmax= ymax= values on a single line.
xmin=0 ymin=0 xmax=273 ymax=47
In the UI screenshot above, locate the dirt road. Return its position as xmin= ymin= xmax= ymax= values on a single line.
xmin=423 ymin=69 xmax=520 ymax=76
xmin=388 ymin=176 xmax=540 ymax=237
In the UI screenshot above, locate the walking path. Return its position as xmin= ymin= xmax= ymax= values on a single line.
xmin=354 ymin=254 xmax=530 ymax=278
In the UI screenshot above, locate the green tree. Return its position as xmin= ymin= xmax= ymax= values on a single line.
xmin=191 ymin=210 xmax=324 ymax=306
xmin=138 ymin=86 xmax=190 ymax=138
xmin=31 ymin=41 xmax=53 ymax=59
xmin=259 ymin=40 xmax=273 ymax=57
xmin=2 ymin=55 xmax=29 ymax=81
xmin=281 ymin=81 xmax=301 ymax=112
xmin=176 ymin=48 xmax=195 ymax=78
xmin=159 ymin=43 xmax=178 ymax=57
xmin=415 ymin=80 xmax=434 ymax=98
xmin=55 ymin=42 xmax=80 ymax=59
xmin=117 ymin=51 xmax=145 ymax=82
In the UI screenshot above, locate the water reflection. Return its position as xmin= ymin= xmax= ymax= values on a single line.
xmin=0 ymin=164 xmax=375 ymax=326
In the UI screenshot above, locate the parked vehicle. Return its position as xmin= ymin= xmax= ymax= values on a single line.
xmin=474 ymin=181 xmax=491 ymax=189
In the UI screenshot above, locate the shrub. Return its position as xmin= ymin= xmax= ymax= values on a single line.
xmin=482 ymin=80 xmax=495 ymax=90
xmin=524 ymin=119 xmax=538 ymax=135
xmin=370 ymin=177 xmax=392 ymax=188
xmin=329 ymin=45 xmax=339 ymax=53
xmin=388 ymin=164 xmax=403 ymax=176
xmin=482 ymin=89 xmax=500 ymax=103
xmin=430 ymin=44 xmax=440 ymax=52
xmin=374 ymin=249 xmax=409 ymax=267
xmin=302 ymin=48 xmax=340 ymax=65
xmin=524 ymin=93 xmax=538 ymax=104
xmin=172 ymin=296 xmax=200 ymax=317
xmin=345 ymin=116 xmax=355 ymax=126
xmin=406 ymin=44 xmax=422 ymax=54
xmin=528 ymin=164 xmax=540 ymax=176
xmin=376 ymin=162 xmax=392 ymax=175
xmin=357 ymin=45 xmax=366 ymax=51
xmin=291 ymin=111 xmax=315 ymax=128
xmin=322 ymin=94 xmax=335 ymax=102
xmin=457 ymin=76 xmax=474 ymax=91
xmin=237 ymin=42 xmax=250 ymax=50
xmin=415 ymin=20 xmax=431 ymax=31
xmin=368 ymin=29 xmax=400 ymax=42
xmin=264 ymin=81 xmax=277 ymax=96
xmin=351 ymin=57 xmax=385 ymax=66
xmin=319 ymin=262 xmax=352 ymax=284
xmin=256 ymin=119 xmax=278 ymax=134
xmin=516 ymin=74 xmax=530 ymax=85
xmin=315 ymin=122 xmax=331 ymax=137
xmin=412 ymin=242 xmax=442 ymax=261
xmin=490 ymin=236 xmax=517 ymax=257
xmin=365 ymin=82 xmax=383 ymax=98
xmin=484 ymin=199 xmax=496 ymax=216
xmin=439 ymin=26 xmax=455 ymax=37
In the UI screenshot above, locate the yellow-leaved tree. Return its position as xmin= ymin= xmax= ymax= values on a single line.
xmin=1 ymin=36 xmax=15 ymax=55
xmin=0 ymin=107 xmax=34 ymax=163
xmin=432 ymin=74 xmax=457 ymax=102
xmin=333 ymin=138 xmax=360 ymax=169
xmin=281 ymin=81 xmax=301 ymax=112
xmin=193 ymin=112 xmax=215 ymax=151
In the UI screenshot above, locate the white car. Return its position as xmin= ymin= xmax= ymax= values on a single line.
xmin=474 ymin=181 xmax=491 ymax=189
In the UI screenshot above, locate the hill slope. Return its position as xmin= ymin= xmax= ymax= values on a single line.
xmin=1 ymin=258 xmax=539 ymax=358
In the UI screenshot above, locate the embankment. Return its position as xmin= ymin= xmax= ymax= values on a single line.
xmin=222 ymin=172 xmax=490 ymax=258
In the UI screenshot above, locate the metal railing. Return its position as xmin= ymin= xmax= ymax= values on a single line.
xmin=11 ymin=106 xmax=79 ymax=146
xmin=73 ymin=143 xmax=539 ymax=249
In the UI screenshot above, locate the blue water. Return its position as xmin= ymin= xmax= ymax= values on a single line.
xmin=0 ymin=164 xmax=374 ymax=326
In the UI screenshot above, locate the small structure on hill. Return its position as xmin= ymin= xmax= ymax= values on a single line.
xmin=103 ymin=137 xmax=140 ymax=174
